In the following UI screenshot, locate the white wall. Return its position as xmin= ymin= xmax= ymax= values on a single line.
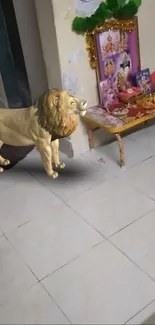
xmin=35 ymin=0 xmax=74 ymax=157
xmin=13 ymin=0 xmax=48 ymax=101
xmin=37 ymin=0 xmax=155 ymax=154
xmin=138 ymin=1 xmax=155 ymax=72
xmin=34 ymin=0 xmax=62 ymax=90
xmin=51 ymin=0 xmax=98 ymax=154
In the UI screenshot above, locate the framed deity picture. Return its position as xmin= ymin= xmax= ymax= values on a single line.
xmin=95 ymin=18 xmax=140 ymax=108
xmin=135 ymin=68 xmax=152 ymax=95
xmin=85 ymin=18 xmax=141 ymax=109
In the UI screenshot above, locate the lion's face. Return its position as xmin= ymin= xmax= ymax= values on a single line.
xmin=50 ymin=90 xmax=87 ymax=117
xmin=34 ymin=89 xmax=88 ymax=136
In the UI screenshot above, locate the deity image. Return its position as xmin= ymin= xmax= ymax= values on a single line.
xmin=120 ymin=52 xmax=130 ymax=70
xmin=117 ymin=72 xmax=129 ymax=92
xmin=106 ymin=88 xmax=115 ymax=106
xmin=119 ymin=31 xmax=128 ymax=52
xmin=104 ymin=59 xmax=115 ymax=77
xmin=100 ymin=79 xmax=112 ymax=92
xmin=100 ymin=79 xmax=118 ymax=109
xmin=119 ymin=52 xmax=131 ymax=79
xmin=103 ymin=34 xmax=116 ymax=56
xmin=139 ymin=75 xmax=151 ymax=93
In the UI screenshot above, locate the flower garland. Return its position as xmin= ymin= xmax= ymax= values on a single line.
xmin=72 ymin=0 xmax=142 ymax=34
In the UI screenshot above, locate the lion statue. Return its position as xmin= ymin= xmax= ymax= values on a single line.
xmin=0 ymin=89 xmax=87 ymax=178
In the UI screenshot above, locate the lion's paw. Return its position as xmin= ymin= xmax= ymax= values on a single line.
xmin=0 ymin=158 xmax=10 ymax=166
xmin=55 ymin=162 xmax=65 ymax=169
xmin=3 ymin=159 xmax=10 ymax=166
xmin=51 ymin=171 xmax=58 ymax=179
xmin=0 ymin=167 xmax=4 ymax=173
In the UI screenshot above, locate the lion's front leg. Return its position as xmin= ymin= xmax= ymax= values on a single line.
xmin=36 ymin=142 xmax=58 ymax=179
xmin=0 ymin=140 xmax=10 ymax=172
xmin=51 ymin=139 xmax=65 ymax=169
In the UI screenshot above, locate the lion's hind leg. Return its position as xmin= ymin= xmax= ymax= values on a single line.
xmin=0 ymin=140 xmax=10 ymax=172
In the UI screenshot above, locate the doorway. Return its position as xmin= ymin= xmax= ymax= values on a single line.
xmin=0 ymin=0 xmax=73 ymax=168
xmin=0 ymin=0 xmax=32 ymax=108
xmin=0 ymin=0 xmax=46 ymax=167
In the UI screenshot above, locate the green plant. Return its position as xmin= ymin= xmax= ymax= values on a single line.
xmin=72 ymin=0 xmax=142 ymax=34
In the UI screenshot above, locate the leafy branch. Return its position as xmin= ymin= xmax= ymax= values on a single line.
xmin=72 ymin=0 xmax=142 ymax=34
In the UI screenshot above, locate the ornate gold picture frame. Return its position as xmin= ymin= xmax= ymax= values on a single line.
xmin=85 ymin=17 xmax=141 ymax=107
xmin=85 ymin=18 xmax=139 ymax=69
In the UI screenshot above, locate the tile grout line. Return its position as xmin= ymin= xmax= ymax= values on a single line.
xmin=23 ymin=168 xmax=67 ymax=204
xmin=40 ymin=282 xmax=72 ymax=324
xmin=108 ymin=238 xmax=155 ymax=282
xmin=119 ymin=176 xmax=155 ymax=203
xmin=4 ymin=230 xmax=80 ymax=285
xmin=4 ymin=231 xmax=105 ymax=297
xmin=1 ymin=148 xmax=155 ymax=322
xmin=39 ymin=239 xmax=105 ymax=283
xmin=66 ymin=198 xmax=155 ymax=245
xmin=108 ymin=207 xmax=155 ymax=239
xmin=124 ymin=298 xmax=155 ymax=324
xmin=17 ymin=151 xmax=155 ymax=206
xmin=40 ymin=255 xmax=80 ymax=282
xmin=2 ymin=234 xmax=73 ymax=321
xmin=3 ymin=233 xmax=40 ymax=283
xmin=26 ymin=166 xmax=113 ymax=206
xmin=116 ymin=157 xmax=155 ymax=202
xmin=65 ymin=201 xmax=106 ymax=239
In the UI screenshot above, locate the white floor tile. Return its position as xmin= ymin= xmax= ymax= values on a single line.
xmin=0 ymin=283 xmax=69 ymax=324
xmin=0 ymin=181 xmax=62 ymax=234
xmin=126 ymin=300 xmax=155 ymax=324
xmin=101 ymin=137 xmax=154 ymax=169
xmin=129 ymin=124 xmax=155 ymax=152
xmin=111 ymin=209 xmax=155 ymax=280
xmin=1 ymin=138 xmax=155 ymax=323
xmin=42 ymin=241 xmax=155 ymax=325
xmin=67 ymin=178 xmax=155 ymax=237
xmin=7 ymin=204 xmax=102 ymax=280
xmin=0 ymin=166 xmax=36 ymax=190
xmin=82 ymin=148 xmax=123 ymax=177
xmin=0 ymin=236 xmax=36 ymax=306
xmin=25 ymin=153 xmax=114 ymax=202
xmin=119 ymin=156 xmax=155 ymax=200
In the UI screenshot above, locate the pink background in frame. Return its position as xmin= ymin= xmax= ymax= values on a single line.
xmin=94 ymin=18 xmax=141 ymax=108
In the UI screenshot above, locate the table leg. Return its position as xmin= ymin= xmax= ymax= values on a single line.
xmin=144 ymin=121 xmax=148 ymax=126
xmin=116 ymin=133 xmax=125 ymax=167
xmin=87 ymin=128 xmax=94 ymax=150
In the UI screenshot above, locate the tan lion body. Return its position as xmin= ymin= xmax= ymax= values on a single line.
xmin=0 ymin=89 xmax=87 ymax=178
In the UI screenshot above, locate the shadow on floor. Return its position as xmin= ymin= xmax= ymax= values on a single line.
xmin=141 ymin=314 xmax=155 ymax=324
xmin=0 ymin=144 xmax=35 ymax=170
xmin=2 ymin=160 xmax=93 ymax=181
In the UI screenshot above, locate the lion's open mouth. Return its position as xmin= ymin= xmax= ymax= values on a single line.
xmin=79 ymin=100 xmax=87 ymax=116
xmin=79 ymin=110 xmax=87 ymax=116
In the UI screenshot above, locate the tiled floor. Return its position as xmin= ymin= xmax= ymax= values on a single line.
xmin=1 ymin=124 xmax=155 ymax=324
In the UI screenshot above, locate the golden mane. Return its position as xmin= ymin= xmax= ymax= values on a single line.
xmin=33 ymin=89 xmax=78 ymax=139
